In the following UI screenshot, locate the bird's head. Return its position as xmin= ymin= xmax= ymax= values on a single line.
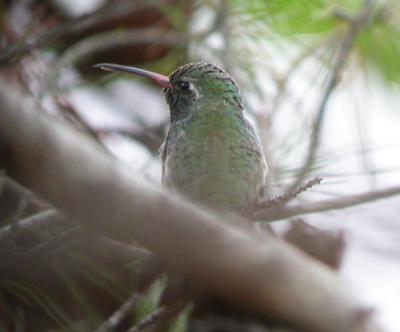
xmin=93 ymin=61 xmax=243 ymax=122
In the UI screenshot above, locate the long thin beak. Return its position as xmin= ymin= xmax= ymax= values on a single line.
xmin=93 ymin=63 xmax=171 ymax=88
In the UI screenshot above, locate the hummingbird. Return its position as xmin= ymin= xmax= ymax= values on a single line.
xmin=94 ymin=61 xmax=268 ymax=215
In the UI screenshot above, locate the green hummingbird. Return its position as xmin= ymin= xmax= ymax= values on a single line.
xmin=94 ymin=61 xmax=268 ymax=215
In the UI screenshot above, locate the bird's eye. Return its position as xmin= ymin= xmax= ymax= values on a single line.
xmin=178 ymin=81 xmax=191 ymax=92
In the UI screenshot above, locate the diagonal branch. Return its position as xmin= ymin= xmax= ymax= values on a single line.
xmin=94 ymin=291 xmax=140 ymax=332
xmin=126 ymin=305 xmax=168 ymax=332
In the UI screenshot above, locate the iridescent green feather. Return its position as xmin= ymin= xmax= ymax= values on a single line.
xmin=161 ymin=62 xmax=267 ymax=215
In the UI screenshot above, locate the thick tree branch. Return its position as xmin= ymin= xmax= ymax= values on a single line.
xmin=0 ymin=79 xmax=383 ymax=332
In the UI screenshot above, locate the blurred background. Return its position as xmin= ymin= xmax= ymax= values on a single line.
xmin=1 ymin=0 xmax=400 ymax=331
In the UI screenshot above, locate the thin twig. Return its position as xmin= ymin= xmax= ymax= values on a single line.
xmin=254 ymin=183 xmax=400 ymax=221
xmin=217 ymin=0 xmax=233 ymax=73
xmin=0 ymin=169 xmax=6 ymax=204
xmin=126 ymin=305 xmax=168 ymax=332
xmin=94 ymin=292 xmax=140 ymax=332
xmin=9 ymin=196 xmax=28 ymax=235
xmin=96 ymin=125 xmax=165 ymax=152
xmin=56 ymin=96 xmax=110 ymax=152
xmin=0 ymin=209 xmax=150 ymax=277
xmin=256 ymin=177 xmax=322 ymax=210
xmin=41 ymin=27 xmax=186 ymax=98
xmin=269 ymin=36 xmax=336 ymax=118
xmin=285 ymin=0 xmax=375 ymax=193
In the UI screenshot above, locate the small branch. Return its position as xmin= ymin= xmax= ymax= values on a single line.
xmin=283 ymin=220 xmax=346 ymax=270
xmin=94 ymin=291 xmax=140 ymax=332
xmin=254 ymin=183 xmax=400 ymax=221
xmin=286 ymin=0 xmax=375 ymax=192
xmin=217 ymin=0 xmax=233 ymax=73
xmin=0 ymin=209 xmax=70 ymax=244
xmin=97 ymin=124 xmax=165 ymax=153
xmin=0 ymin=210 xmax=78 ymax=274
xmin=0 ymin=0 xmax=155 ymax=65
xmin=56 ymin=96 xmax=110 ymax=152
xmin=0 ymin=176 xmax=38 ymax=221
xmin=256 ymin=177 xmax=322 ymax=210
xmin=41 ymin=27 xmax=186 ymax=97
xmin=0 ymin=209 xmax=150 ymax=278
xmin=126 ymin=305 xmax=168 ymax=332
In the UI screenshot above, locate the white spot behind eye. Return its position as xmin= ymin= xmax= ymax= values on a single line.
xmin=192 ymin=85 xmax=201 ymax=101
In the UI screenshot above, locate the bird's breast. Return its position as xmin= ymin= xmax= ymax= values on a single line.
xmin=163 ymin=111 xmax=266 ymax=213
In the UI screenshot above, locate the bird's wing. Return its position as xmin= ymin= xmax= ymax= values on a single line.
xmin=243 ymin=115 xmax=269 ymax=202
xmin=158 ymin=136 xmax=168 ymax=185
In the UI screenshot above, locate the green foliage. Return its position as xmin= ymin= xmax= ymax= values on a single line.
xmin=134 ymin=277 xmax=167 ymax=322
xmin=156 ymin=0 xmax=194 ymax=32
xmin=167 ymin=304 xmax=193 ymax=332
xmin=357 ymin=8 xmax=400 ymax=82
xmin=0 ymin=280 xmax=70 ymax=326
xmin=56 ymin=267 xmax=104 ymax=327
xmin=231 ymin=0 xmax=349 ymax=36
xmin=68 ymin=253 xmax=128 ymax=301
xmin=132 ymin=278 xmax=194 ymax=331
xmin=228 ymin=0 xmax=400 ymax=84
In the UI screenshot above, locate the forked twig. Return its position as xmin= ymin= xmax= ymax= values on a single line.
xmin=256 ymin=177 xmax=322 ymax=210
xmin=254 ymin=183 xmax=400 ymax=222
